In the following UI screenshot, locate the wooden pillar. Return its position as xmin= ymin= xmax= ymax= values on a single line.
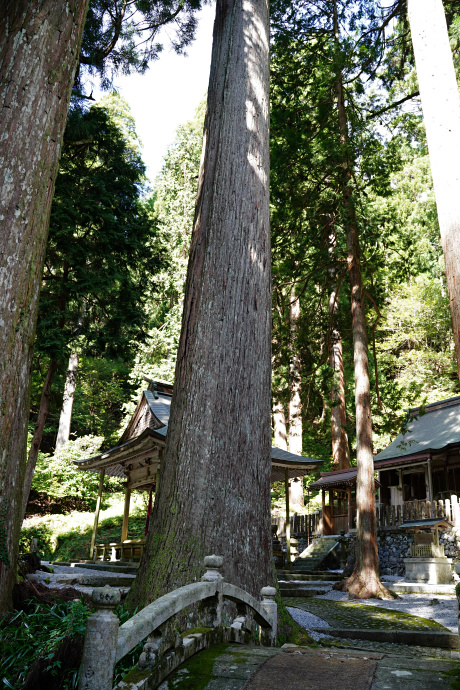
xmin=90 ymin=469 xmax=105 ymax=560
xmin=347 ymin=485 xmax=352 ymax=532
xmin=121 ymin=485 xmax=131 ymax=543
xmin=427 ymin=457 xmax=434 ymax=503
xmin=155 ymin=450 xmax=162 ymax=503
xmin=329 ymin=489 xmax=334 ymax=533
xmin=285 ymin=468 xmax=291 ymax=568
xmin=321 ymin=489 xmax=326 ymax=535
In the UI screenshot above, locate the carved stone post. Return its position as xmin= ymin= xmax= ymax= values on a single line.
xmin=200 ymin=554 xmax=224 ymax=628
xmin=339 ymin=529 xmax=348 ymax=571
xmin=79 ymin=586 xmax=120 ymax=690
xmin=260 ymin=586 xmax=277 ymax=646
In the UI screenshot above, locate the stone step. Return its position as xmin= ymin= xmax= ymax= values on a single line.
xmin=279 ymin=585 xmax=330 ymax=597
xmin=277 ymin=571 xmax=342 ymax=582
xmin=52 ymin=561 xmax=139 ymax=574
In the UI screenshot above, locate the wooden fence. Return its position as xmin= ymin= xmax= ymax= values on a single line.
xmin=271 ymin=512 xmax=321 ymax=542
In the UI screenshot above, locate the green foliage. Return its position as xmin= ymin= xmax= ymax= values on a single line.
xmin=71 ymin=357 xmax=134 ymax=445
xmin=31 ymin=435 xmax=123 ymax=502
xmin=0 ymin=600 xmax=90 ymax=689
xmin=0 ymin=599 xmax=143 ymax=689
xmin=78 ymin=0 xmax=203 ymax=89
xmin=37 ymin=93 xmax=160 ymax=363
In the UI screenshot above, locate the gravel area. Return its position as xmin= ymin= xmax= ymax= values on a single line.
xmin=287 ymin=606 xmax=333 ymax=642
xmin=317 ymin=588 xmax=458 ymax=633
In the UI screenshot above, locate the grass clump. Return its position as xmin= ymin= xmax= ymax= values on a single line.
xmin=0 ymin=599 xmax=89 ymax=689
xmin=0 ymin=597 xmax=143 ymax=689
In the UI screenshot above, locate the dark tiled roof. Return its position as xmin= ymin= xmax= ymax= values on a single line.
xmin=374 ymin=395 xmax=460 ymax=463
xmin=145 ymin=390 xmax=171 ymax=426
xmin=309 ymin=467 xmax=358 ymax=490
xmin=76 ymin=390 xmax=323 ymax=480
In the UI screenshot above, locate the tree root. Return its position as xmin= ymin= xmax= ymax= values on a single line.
xmin=334 ymin=571 xmax=395 ymax=600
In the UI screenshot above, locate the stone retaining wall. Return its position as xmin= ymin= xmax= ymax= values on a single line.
xmin=345 ymin=528 xmax=460 ymax=577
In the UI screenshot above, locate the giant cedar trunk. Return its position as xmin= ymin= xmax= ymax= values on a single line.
xmin=0 ymin=0 xmax=89 ymax=611
xmin=127 ymin=0 xmax=272 ymax=609
xmin=408 ymin=0 xmax=460 ymax=383
xmin=332 ymin=0 xmax=390 ymax=599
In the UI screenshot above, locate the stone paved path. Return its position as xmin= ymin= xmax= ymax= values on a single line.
xmin=153 ymin=643 xmax=460 ymax=689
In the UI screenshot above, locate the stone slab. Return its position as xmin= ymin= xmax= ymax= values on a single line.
xmin=371 ymin=654 xmax=460 ymax=689
xmin=242 ymin=647 xmax=378 ymax=690
xmin=52 ymin=561 xmax=139 ymax=574
xmin=55 ymin=574 xmax=135 ymax=587
xmin=315 ymin=628 xmax=459 ymax=649
xmin=403 ymin=557 xmax=453 ymax=585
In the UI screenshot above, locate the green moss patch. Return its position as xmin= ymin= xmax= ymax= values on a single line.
xmin=284 ymin=597 xmax=451 ymax=632
xmin=159 ymin=644 xmax=239 ymax=690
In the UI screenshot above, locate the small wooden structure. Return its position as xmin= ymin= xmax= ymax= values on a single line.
xmin=398 ymin=518 xmax=451 ymax=558
xmin=74 ymin=381 xmax=323 ymax=561
xmin=309 ymin=467 xmax=360 ymax=534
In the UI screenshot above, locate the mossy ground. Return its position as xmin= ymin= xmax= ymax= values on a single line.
xmin=146 ymin=644 xmax=258 ymax=690
xmin=284 ymin=596 xmax=451 ymax=632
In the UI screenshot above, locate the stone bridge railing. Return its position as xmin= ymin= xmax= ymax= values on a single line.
xmin=78 ymin=555 xmax=277 ymax=690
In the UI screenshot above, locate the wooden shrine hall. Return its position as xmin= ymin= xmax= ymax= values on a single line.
xmin=74 ymin=381 xmax=324 ymax=561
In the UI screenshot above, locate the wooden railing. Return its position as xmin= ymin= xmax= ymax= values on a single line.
xmin=377 ymin=495 xmax=460 ymax=528
xmin=78 ymin=555 xmax=277 ymax=690
xmin=93 ymin=539 xmax=146 ymax=562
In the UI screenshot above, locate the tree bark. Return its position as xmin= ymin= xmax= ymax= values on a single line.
xmin=273 ymin=399 xmax=287 ymax=450
xmin=288 ymin=292 xmax=304 ymax=507
xmin=127 ymin=0 xmax=272 ymax=609
xmin=332 ymin=0 xmax=390 ymax=599
xmin=21 ymin=358 xmax=58 ymax=519
xmin=0 ymin=0 xmax=89 ymax=611
xmin=407 ymin=0 xmax=460 ymax=384
xmin=329 ymin=275 xmax=350 ymax=470
xmin=55 ymin=352 xmax=79 ymax=452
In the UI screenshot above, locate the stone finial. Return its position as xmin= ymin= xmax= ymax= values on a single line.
xmin=260 ymin=586 xmax=276 ymax=600
xmin=260 ymin=586 xmax=277 ymax=647
xmin=201 ymin=554 xmax=224 ymax=582
xmin=91 ymin=584 xmax=121 ymax=609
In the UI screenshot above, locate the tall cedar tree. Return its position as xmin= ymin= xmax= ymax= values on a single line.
xmin=0 ymin=0 xmax=90 ymax=613
xmin=0 ymin=0 xmax=200 ymax=612
xmin=127 ymin=0 xmax=272 ymax=608
xmin=407 ymin=0 xmax=460 ymax=384
xmin=270 ymin=0 xmax=398 ymax=597
xmin=22 ymin=100 xmax=161 ymax=517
